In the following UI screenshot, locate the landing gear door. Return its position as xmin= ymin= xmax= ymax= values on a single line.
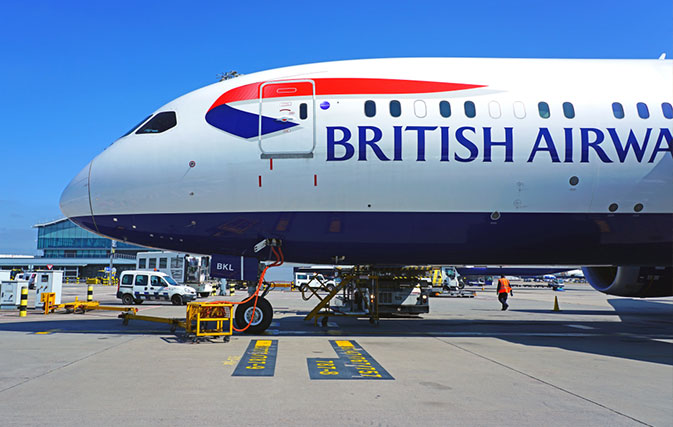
xmin=258 ymin=80 xmax=315 ymax=159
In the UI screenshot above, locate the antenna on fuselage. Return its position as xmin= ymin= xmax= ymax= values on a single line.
xmin=217 ymin=71 xmax=242 ymax=81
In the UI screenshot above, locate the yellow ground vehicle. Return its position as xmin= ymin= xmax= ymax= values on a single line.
xmin=86 ymin=270 xmax=117 ymax=285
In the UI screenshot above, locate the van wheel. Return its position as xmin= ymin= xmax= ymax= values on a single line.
xmin=235 ymin=297 xmax=273 ymax=334
xmin=171 ymin=295 xmax=183 ymax=305
xmin=121 ymin=294 xmax=134 ymax=305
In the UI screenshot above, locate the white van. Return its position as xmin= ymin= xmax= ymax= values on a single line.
xmin=135 ymin=252 xmax=214 ymax=297
xmin=294 ymin=273 xmax=336 ymax=291
xmin=117 ymin=270 xmax=196 ymax=305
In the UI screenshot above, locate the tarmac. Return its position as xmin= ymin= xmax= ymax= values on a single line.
xmin=0 ymin=282 xmax=671 ymax=426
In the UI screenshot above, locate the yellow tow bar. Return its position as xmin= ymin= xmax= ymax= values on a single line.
xmin=41 ymin=293 xmax=137 ymax=315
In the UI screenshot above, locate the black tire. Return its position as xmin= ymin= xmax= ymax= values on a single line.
xmin=121 ymin=294 xmax=134 ymax=305
xmin=171 ymin=294 xmax=183 ymax=306
xmin=234 ymin=297 xmax=273 ymax=334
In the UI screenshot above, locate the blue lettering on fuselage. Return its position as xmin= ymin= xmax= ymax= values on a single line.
xmin=325 ymin=126 xmax=673 ymax=163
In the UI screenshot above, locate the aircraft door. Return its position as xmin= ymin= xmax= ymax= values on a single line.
xmin=258 ymin=80 xmax=315 ymax=158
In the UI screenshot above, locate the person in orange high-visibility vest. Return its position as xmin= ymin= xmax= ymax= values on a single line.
xmin=497 ymin=275 xmax=513 ymax=310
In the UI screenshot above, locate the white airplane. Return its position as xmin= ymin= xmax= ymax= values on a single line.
xmin=60 ymin=58 xmax=672 ymax=320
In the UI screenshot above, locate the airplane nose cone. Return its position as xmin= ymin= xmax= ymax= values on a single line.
xmin=59 ymin=162 xmax=93 ymax=221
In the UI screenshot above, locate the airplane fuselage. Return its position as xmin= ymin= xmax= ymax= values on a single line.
xmin=60 ymin=58 xmax=673 ymax=266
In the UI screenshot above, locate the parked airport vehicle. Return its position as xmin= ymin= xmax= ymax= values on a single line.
xmin=60 ymin=57 xmax=673 ymax=332
xmin=86 ymin=269 xmax=116 ymax=285
xmin=294 ymin=272 xmax=336 ymax=291
xmin=136 ymin=251 xmax=214 ymax=297
xmin=430 ymin=266 xmax=462 ymax=292
xmin=117 ymin=270 xmax=196 ymax=305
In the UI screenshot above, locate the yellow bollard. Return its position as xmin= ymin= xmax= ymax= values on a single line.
xmin=87 ymin=284 xmax=94 ymax=302
xmin=553 ymin=295 xmax=560 ymax=311
xmin=229 ymin=283 xmax=235 ymax=296
xmin=19 ymin=286 xmax=28 ymax=317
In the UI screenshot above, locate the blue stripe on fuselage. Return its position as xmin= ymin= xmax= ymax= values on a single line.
xmin=70 ymin=211 xmax=672 ymax=266
xmin=205 ymin=104 xmax=298 ymax=139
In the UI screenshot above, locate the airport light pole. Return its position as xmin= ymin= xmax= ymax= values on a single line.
xmin=109 ymin=240 xmax=116 ymax=284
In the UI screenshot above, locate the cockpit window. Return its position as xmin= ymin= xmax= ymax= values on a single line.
xmin=121 ymin=115 xmax=152 ymax=137
xmin=135 ymin=111 xmax=177 ymax=134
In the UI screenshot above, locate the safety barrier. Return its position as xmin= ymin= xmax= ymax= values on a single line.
xmin=19 ymin=286 xmax=28 ymax=317
xmin=269 ymin=281 xmax=293 ymax=289
xmin=62 ymin=277 xmax=118 ymax=286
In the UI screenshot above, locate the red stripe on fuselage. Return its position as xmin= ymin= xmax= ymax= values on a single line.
xmin=208 ymin=78 xmax=485 ymax=112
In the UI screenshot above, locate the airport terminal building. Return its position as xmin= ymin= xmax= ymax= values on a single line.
xmin=0 ymin=218 xmax=153 ymax=279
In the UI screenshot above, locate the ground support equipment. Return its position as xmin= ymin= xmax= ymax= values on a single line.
xmin=119 ymin=301 xmax=233 ymax=343
xmin=41 ymin=293 xmax=137 ymax=315
xmin=430 ymin=289 xmax=476 ymax=297
xmin=304 ymin=266 xmax=431 ymax=327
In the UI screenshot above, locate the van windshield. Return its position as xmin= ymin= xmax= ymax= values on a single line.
xmin=164 ymin=276 xmax=178 ymax=286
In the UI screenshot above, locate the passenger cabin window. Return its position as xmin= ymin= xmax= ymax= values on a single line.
xmin=637 ymin=102 xmax=649 ymax=119
xmin=439 ymin=101 xmax=451 ymax=117
xmin=414 ymin=100 xmax=427 ymax=118
xmin=299 ymin=103 xmax=308 ymax=120
xmin=364 ymin=100 xmax=376 ymax=117
xmin=121 ymin=275 xmax=133 ymax=286
xmin=135 ymin=111 xmax=177 ymax=134
xmin=135 ymin=275 xmax=148 ymax=286
xmin=488 ymin=101 xmax=501 ymax=119
xmin=538 ymin=102 xmax=550 ymax=119
xmin=513 ymin=101 xmax=526 ymax=119
xmin=661 ymin=102 xmax=673 ymax=119
xmin=562 ymin=102 xmax=575 ymax=119
xmin=122 ymin=115 xmax=152 ymax=137
xmin=389 ymin=100 xmax=401 ymax=117
xmin=464 ymin=101 xmax=476 ymax=118
xmin=612 ymin=102 xmax=625 ymax=119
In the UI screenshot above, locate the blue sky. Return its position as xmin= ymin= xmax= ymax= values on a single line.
xmin=0 ymin=0 xmax=671 ymax=254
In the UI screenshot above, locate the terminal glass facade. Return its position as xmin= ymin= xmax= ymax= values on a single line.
xmin=37 ymin=219 xmax=146 ymax=258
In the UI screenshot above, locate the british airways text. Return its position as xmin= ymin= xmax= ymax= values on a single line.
xmin=326 ymin=126 xmax=672 ymax=163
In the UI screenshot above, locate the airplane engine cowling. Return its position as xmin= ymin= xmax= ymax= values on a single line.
xmin=582 ymin=266 xmax=673 ymax=297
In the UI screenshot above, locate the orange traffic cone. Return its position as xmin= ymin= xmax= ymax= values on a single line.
xmin=553 ymin=296 xmax=560 ymax=311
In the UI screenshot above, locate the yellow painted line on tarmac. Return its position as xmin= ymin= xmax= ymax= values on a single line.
xmin=35 ymin=329 xmax=59 ymax=335
xmin=222 ymin=356 xmax=241 ymax=366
